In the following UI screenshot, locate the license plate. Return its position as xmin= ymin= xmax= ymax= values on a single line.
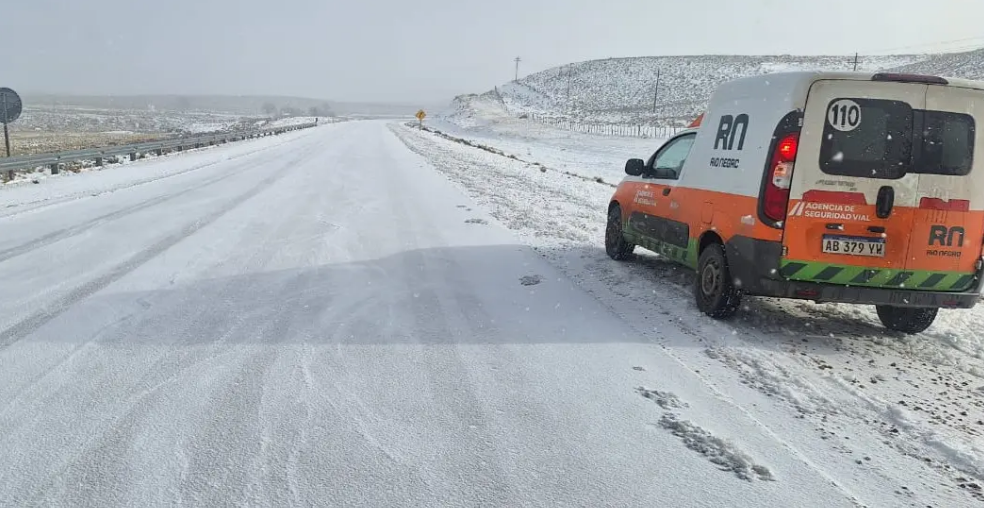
xmin=821 ymin=235 xmax=885 ymax=257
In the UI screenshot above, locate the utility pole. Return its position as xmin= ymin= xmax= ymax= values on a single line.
xmin=514 ymin=57 xmax=521 ymax=81
xmin=853 ymin=52 xmax=859 ymax=71
xmin=566 ymin=64 xmax=573 ymax=114
xmin=652 ymin=68 xmax=661 ymax=114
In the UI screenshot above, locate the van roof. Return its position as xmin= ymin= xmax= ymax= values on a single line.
xmin=721 ymin=70 xmax=984 ymax=92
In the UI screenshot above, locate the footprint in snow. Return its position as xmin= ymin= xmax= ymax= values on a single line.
xmin=519 ymin=275 xmax=542 ymax=286
xmin=658 ymin=413 xmax=775 ymax=482
xmin=465 ymin=218 xmax=488 ymax=225
xmin=636 ymin=387 xmax=688 ymax=409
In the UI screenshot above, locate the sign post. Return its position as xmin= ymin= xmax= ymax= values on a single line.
xmin=0 ymin=88 xmax=23 ymax=157
xmin=2 ymin=98 xmax=8 ymax=158
xmin=416 ymin=109 xmax=426 ymax=129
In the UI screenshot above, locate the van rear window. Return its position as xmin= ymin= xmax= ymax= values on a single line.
xmin=918 ymin=111 xmax=975 ymax=176
xmin=818 ymin=98 xmax=975 ymax=179
xmin=819 ymin=99 xmax=913 ymax=179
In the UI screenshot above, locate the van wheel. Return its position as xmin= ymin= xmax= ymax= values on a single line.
xmin=606 ymin=205 xmax=635 ymax=260
xmin=694 ymin=244 xmax=742 ymax=318
xmin=875 ymin=305 xmax=938 ymax=334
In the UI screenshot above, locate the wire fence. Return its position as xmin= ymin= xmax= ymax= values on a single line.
xmin=522 ymin=113 xmax=685 ymax=139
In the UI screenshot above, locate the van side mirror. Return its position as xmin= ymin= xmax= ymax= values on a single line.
xmin=625 ymin=158 xmax=645 ymax=176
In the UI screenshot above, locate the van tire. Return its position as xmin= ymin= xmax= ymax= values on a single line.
xmin=606 ymin=204 xmax=635 ymax=260
xmin=875 ymin=305 xmax=937 ymax=334
xmin=695 ymin=244 xmax=742 ymax=318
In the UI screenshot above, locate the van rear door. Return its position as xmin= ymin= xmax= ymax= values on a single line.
xmin=781 ymin=79 xmax=927 ymax=289
xmin=905 ymin=86 xmax=983 ymax=291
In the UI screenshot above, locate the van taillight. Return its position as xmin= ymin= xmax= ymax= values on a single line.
xmin=764 ymin=133 xmax=800 ymax=222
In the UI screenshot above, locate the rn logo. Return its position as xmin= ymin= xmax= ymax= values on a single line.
xmin=714 ymin=114 xmax=749 ymax=151
xmin=928 ymin=225 xmax=965 ymax=247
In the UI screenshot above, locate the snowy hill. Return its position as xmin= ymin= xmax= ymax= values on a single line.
xmin=887 ymin=47 xmax=984 ymax=79
xmin=448 ymin=53 xmax=950 ymax=127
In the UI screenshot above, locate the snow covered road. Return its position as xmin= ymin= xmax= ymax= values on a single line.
xmin=0 ymin=120 xmax=969 ymax=507
xmin=393 ymin=120 xmax=984 ymax=508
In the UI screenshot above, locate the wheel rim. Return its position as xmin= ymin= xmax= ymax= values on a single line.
xmin=701 ymin=261 xmax=721 ymax=296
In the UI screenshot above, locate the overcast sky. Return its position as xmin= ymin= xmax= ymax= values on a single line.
xmin=3 ymin=0 xmax=984 ymax=104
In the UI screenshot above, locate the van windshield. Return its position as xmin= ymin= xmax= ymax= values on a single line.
xmin=819 ymin=97 xmax=975 ymax=179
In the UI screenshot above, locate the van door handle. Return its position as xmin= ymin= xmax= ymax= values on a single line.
xmin=662 ymin=188 xmax=671 ymax=196
xmin=876 ymin=186 xmax=895 ymax=219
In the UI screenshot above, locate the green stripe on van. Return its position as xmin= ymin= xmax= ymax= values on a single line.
xmin=623 ymin=226 xmax=699 ymax=269
xmin=779 ymin=260 xmax=977 ymax=291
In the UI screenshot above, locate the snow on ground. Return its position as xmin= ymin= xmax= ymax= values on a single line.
xmin=427 ymin=115 xmax=667 ymax=184
xmin=177 ymin=120 xmax=241 ymax=133
xmin=392 ymin=121 xmax=984 ymax=506
xmin=451 ymin=49 xmax=984 ymax=136
xmin=16 ymin=106 xmax=250 ymax=136
xmin=263 ymin=116 xmax=329 ymax=129
xmin=489 ymin=54 xmax=928 ymax=125
xmin=0 ymin=125 xmax=324 ymax=219
xmin=1 ymin=120 xmax=881 ymax=506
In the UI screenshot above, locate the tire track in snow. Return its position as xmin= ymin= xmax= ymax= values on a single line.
xmin=635 ymin=387 xmax=774 ymax=481
xmin=0 ymin=165 xmax=250 ymax=264
xmin=0 ymin=128 xmax=318 ymax=220
xmin=14 ymin=144 xmax=333 ymax=506
xmin=0 ymin=147 xmax=312 ymax=351
xmin=0 ymin=133 xmax=322 ymax=264
xmin=391 ymin=123 xmax=880 ymax=504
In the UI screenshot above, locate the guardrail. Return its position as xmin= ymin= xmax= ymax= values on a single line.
xmin=1 ymin=121 xmax=319 ymax=181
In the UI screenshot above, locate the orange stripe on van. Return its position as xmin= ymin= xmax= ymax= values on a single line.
xmin=919 ymin=197 xmax=970 ymax=211
xmin=612 ymin=181 xmax=782 ymax=244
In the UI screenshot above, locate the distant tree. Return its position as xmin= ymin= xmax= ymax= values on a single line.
xmin=320 ymin=102 xmax=334 ymax=117
xmin=262 ymin=102 xmax=277 ymax=116
xmin=309 ymin=106 xmax=320 ymax=117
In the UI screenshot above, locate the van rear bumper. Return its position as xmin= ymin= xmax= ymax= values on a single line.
xmin=746 ymin=276 xmax=981 ymax=308
xmin=725 ymin=236 xmax=984 ymax=309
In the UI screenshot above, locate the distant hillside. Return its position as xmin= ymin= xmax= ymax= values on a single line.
xmin=23 ymin=94 xmax=333 ymax=116
xmin=328 ymin=102 xmax=432 ymax=117
xmin=450 ymin=52 xmax=962 ymax=126
xmin=887 ymin=47 xmax=984 ymax=79
xmin=21 ymin=94 xmax=430 ymax=118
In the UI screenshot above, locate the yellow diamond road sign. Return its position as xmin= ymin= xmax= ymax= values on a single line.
xmin=416 ymin=110 xmax=426 ymax=121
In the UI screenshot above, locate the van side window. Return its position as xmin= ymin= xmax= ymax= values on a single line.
xmin=819 ymin=98 xmax=976 ymax=178
xmin=646 ymin=133 xmax=696 ymax=180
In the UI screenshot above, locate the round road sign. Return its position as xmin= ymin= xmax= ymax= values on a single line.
xmin=0 ymin=88 xmax=23 ymax=124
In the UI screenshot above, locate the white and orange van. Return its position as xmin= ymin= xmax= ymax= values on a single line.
xmin=606 ymin=71 xmax=984 ymax=333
